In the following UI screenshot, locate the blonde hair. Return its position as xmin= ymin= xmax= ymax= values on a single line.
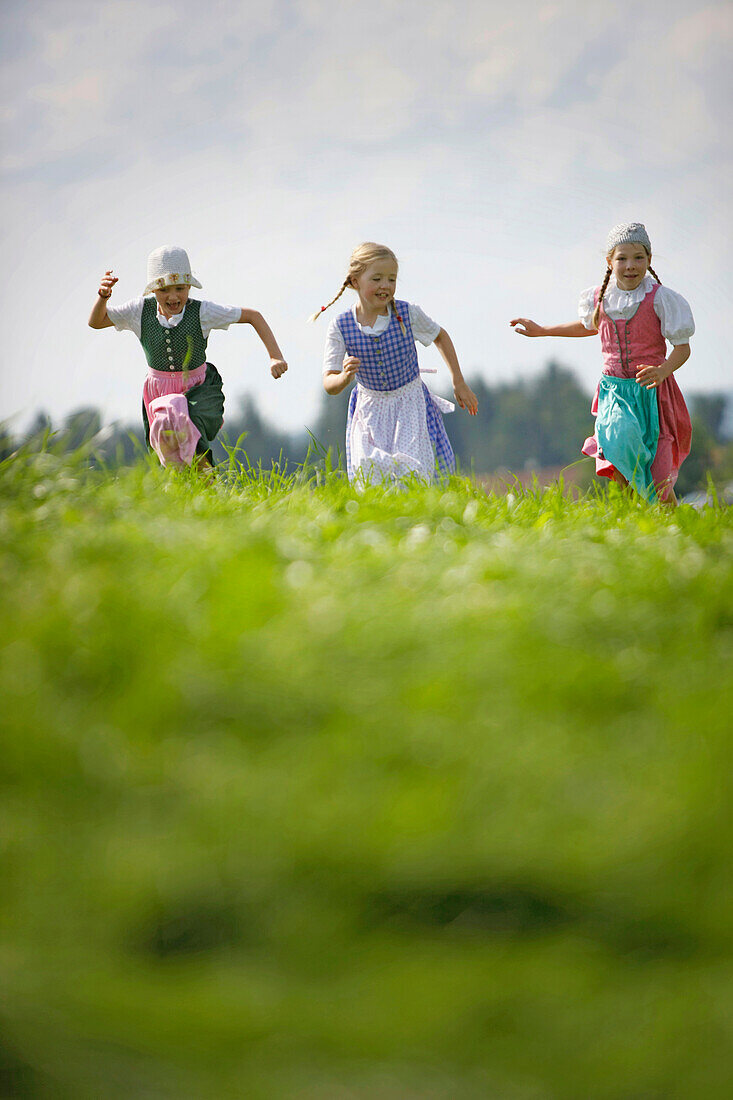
xmin=592 ymin=244 xmax=662 ymax=329
xmin=309 ymin=242 xmax=407 ymax=335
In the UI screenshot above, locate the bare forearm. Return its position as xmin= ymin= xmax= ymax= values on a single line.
xmin=542 ymin=321 xmax=595 ymax=337
xmin=88 ymin=294 xmax=111 ymax=329
xmin=663 ymin=343 xmax=690 ymax=376
xmin=323 ymin=371 xmax=351 ymax=395
xmin=240 ymin=309 xmax=284 ymax=359
xmin=433 ymin=328 xmax=465 ymax=383
xmin=511 ymin=317 xmax=595 ymax=338
xmin=433 ymin=329 xmax=478 ymax=414
xmin=89 ymin=271 xmax=117 ymax=328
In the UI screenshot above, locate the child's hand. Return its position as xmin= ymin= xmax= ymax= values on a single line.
xmin=510 ymin=317 xmax=545 ymax=337
xmin=98 ymin=270 xmax=118 ymax=299
xmin=636 ymin=363 xmax=669 ymax=389
xmin=270 ymin=358 xmax=288 ymax=379
xmin=454 ymin=380 xmax=478 ymax=416
xmin=342 ymin=355 xmax=360 ymax=379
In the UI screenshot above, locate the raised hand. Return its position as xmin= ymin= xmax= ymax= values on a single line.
xmin=270 ymin=358 xmax=288 ymax=379
xmin=98 ymin=270 xmax=118 ymax=299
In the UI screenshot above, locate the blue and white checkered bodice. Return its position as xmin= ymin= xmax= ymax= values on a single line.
xmin=335 ymin=300 xmax=420 ymax=391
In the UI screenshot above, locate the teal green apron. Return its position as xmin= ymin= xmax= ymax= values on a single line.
xmin=596 ymin=375 xmax=660 ymax=501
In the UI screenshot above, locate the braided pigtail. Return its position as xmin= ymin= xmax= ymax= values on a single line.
xmin=391 ymin=299 xmax=407 ymax=336
xmin=592 ymin=267 xmax=612 ymax=330
xmin=648 ymin=265 xmax=662 ymax=284
xmin=308 ymin=281 xmax=349 ymax=324
xmin=310 ymin=243 xmax=401 ymax=325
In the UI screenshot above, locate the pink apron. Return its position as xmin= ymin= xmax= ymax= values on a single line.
xmin=142 ymin=363 xmax=207 ymax=466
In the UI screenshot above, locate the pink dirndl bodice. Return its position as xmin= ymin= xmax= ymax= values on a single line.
xmin=582 ymin=284 xmax=691 ymax=500
xmin=142 ymin=363 xmax=207 ymax=466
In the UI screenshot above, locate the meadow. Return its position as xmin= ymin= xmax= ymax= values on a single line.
xmin=1 ymin=445 xmax=732 ymax=1099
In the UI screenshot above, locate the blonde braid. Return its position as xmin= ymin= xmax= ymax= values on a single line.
xmin=308 ymin=242 xmax=400 ymax=324
xmin=592 ymin=267 xmax=612 ymax=330
xmin=308 ymin=281 xmax=349 ymax=324
xmin=391 ymin=298 xmax=407 ymax=336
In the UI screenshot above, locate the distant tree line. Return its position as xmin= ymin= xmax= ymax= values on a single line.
xmin=2 ymin=362 xmax=731 ymax=496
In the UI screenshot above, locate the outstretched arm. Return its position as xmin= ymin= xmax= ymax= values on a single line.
xmin=433 ymin=328 xmax=478 ymax=415
xmin=510 ymin=317 xmax=595 ymax=337
xmin=88 ymin=271 xmax=118 ymax=329
xmin=237 ymin=309 xmax=288 ymax=379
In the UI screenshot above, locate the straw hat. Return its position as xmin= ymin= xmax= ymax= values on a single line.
xmin=144 ymin=245 xmax=202 ymax=295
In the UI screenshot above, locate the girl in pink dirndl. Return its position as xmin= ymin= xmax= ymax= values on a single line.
xmin=88 ymin=246 xmax=288 ymax=467
xmin=510 ymin=223 xmax=694 ymax=503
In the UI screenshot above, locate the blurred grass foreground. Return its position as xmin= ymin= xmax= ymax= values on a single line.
xmin=1 ymin=447 xmax=732 ymax=1099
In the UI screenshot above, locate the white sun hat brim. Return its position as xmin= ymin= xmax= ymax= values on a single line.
xmin=144 ymin=245 xmax=203 ymax=295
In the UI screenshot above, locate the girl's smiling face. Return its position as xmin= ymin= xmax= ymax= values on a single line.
xmin=352 ymin=259 xmax=398 ymax=313
xmin=153 ymin=283 xmax=190 ymax=318
xmin=607 ymin=243 xmax=651 ymax=292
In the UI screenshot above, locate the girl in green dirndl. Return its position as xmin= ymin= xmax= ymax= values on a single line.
xmin=89 ymin=246 xmax=288 ymax=467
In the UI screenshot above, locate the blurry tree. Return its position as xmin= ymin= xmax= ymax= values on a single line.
xmin=219 ymin=395 xmax=307 ymax=469
xmin=670 ymin=392 xmax=732 ymax=497
xmin=11 ymin=378 xmax=732 ymax=492
xmin=100 ymin=423 xmax=146 ymax=464
xmin=446 ymin=361 xmax=592 ymax=473
xmin=59 ymin=407 xmax=102 ymax=451
xmin=676 ymin=417 xmax=715 ymax=497
xmin=689 ymin=394 xmax=727 ymax=440
xmin=25 ymin=411 xmax=53 ymax=447
xmin=309 ymin=388 xmax=350 ymax=468
xmin=0 ymin=427 xmax=15 ymax=461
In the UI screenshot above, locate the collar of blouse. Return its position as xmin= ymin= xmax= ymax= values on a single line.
xmin=604 ymin=272 xmax=656 ymax=311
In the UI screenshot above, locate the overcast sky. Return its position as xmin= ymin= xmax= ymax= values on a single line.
xmin=2 ymin=0 xmax=731 ymax=437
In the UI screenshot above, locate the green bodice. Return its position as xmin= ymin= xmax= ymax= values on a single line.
xmin=140 ymin=298 xmax=208 ymax=372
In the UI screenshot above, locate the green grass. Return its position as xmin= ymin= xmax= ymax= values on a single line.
xmin=1 ymin=448 xmax=732 ymax=1099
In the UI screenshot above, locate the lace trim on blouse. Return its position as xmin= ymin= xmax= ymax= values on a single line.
xmin=578 ymin=274 xmax=694 ymax=344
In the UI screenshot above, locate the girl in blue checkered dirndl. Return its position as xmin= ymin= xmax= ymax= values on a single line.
xmin=312 ymin=242 xmax=478 ymax=482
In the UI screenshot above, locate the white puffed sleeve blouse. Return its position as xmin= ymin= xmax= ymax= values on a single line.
xmin=578 ymin=274 xmax=694 ymax=345
xmin=107 ymin=296 xmax=241 ymax=340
